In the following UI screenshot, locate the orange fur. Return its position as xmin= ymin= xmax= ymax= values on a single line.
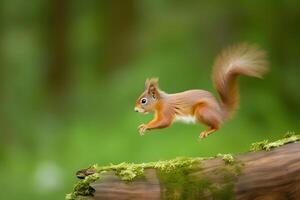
xmin=135 ymin=43 xmax=269 ymax=138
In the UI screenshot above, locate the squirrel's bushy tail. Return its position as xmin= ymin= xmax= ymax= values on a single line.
xmin=213 ymin=43 xmax=269 ymax=120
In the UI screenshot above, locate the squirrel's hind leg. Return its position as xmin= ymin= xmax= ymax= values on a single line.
xmin=194 ymin=105 xmax=221 ymax=139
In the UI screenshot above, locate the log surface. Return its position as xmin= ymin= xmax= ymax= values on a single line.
xmin=79 ymin=142 xmax=300 ymax=200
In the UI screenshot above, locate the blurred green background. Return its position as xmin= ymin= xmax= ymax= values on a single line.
xmin=0 ymin=0 xmax=300 ymax=199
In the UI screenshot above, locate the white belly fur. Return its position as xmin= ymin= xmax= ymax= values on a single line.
xmin=174 ymin=115 xmax=197 ymax=124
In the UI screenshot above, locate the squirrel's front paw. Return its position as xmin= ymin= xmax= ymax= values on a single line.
xmin=138 ymin=124 xmax=148 ymax=136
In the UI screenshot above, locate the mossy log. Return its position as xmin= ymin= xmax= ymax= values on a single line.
xmin=68 ymin=135 xmax=300 ymax=200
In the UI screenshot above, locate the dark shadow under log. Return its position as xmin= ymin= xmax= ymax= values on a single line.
xmin=70 ymin=140 xmax=300 ymax=200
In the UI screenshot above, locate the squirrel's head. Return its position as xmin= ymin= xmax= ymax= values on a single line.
xmin=134 ymin=78 xmax=160 ymax=114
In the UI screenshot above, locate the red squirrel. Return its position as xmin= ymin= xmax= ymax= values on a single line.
xmin=134 ymin=43 xmax=269 ymax=139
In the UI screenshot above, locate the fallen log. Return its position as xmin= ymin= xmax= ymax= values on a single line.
xmin=66 ymin=133 xmax=300 ymax=200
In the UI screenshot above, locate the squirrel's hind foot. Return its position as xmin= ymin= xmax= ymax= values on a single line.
xmin=199 ymin=128 xmax=218 ymax=139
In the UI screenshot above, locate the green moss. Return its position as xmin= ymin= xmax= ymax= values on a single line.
xmin=250 ymin=140 xmax=269 ymax=151
xmin=217 ymin=154 xmax=235 ymax=165
xmin=93 ymin=162 xmax=145 ymax=181
xmin=157 ymin=159 xmax=242 ymax=199
xmin=66 ymin=173 xmax=100 ymax=200
xmin=250 ymin=132 xmax=299 ymax=152
xmin=156 ymin=159 xmax=205 ymax=200
xmin=91 ymin=157 xmax=205 ymax=181
xmin=151 ymin=157 xmax=205 ymax=173
xmin=212 ymin=183 xmax=235 ymax=200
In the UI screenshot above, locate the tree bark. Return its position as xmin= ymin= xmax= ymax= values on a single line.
xmin=101 ymin=0 xmax=138 ymax=75
xmin=75 ymin=142 xmax=300 ymax=200
xmin=47 ymin=0 xmax=70 ymax=107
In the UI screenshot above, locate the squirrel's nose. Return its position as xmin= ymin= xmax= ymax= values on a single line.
xmin=134 ymin=108 xmax=139 ymax=112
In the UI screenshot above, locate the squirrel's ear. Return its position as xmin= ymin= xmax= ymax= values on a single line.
xmin=145 ymin=78 xmax=150 ymax=88
xmin=146 ymin=78 xmax=159 ymax=99
xmin=145 ymin=77 xmax=159 ymax=89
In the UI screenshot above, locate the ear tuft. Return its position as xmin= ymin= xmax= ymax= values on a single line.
xmin=145 ymin=77 xmax=159 ymax=88
xmin=145 ymin=78 xmax=150 ymax=88
xmin=145 ymin=77 xmax=159 ymax=98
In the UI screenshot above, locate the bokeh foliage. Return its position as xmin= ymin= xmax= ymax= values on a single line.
xmin=0 ymin=0 xmax=299 ymax=199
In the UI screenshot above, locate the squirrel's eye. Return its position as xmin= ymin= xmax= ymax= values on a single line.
xmin=141 ymin=98 xmax=147 ymax=105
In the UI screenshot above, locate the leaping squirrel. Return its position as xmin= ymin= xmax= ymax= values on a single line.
xmin=134 ymin=43 xmax=269 ymax=139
